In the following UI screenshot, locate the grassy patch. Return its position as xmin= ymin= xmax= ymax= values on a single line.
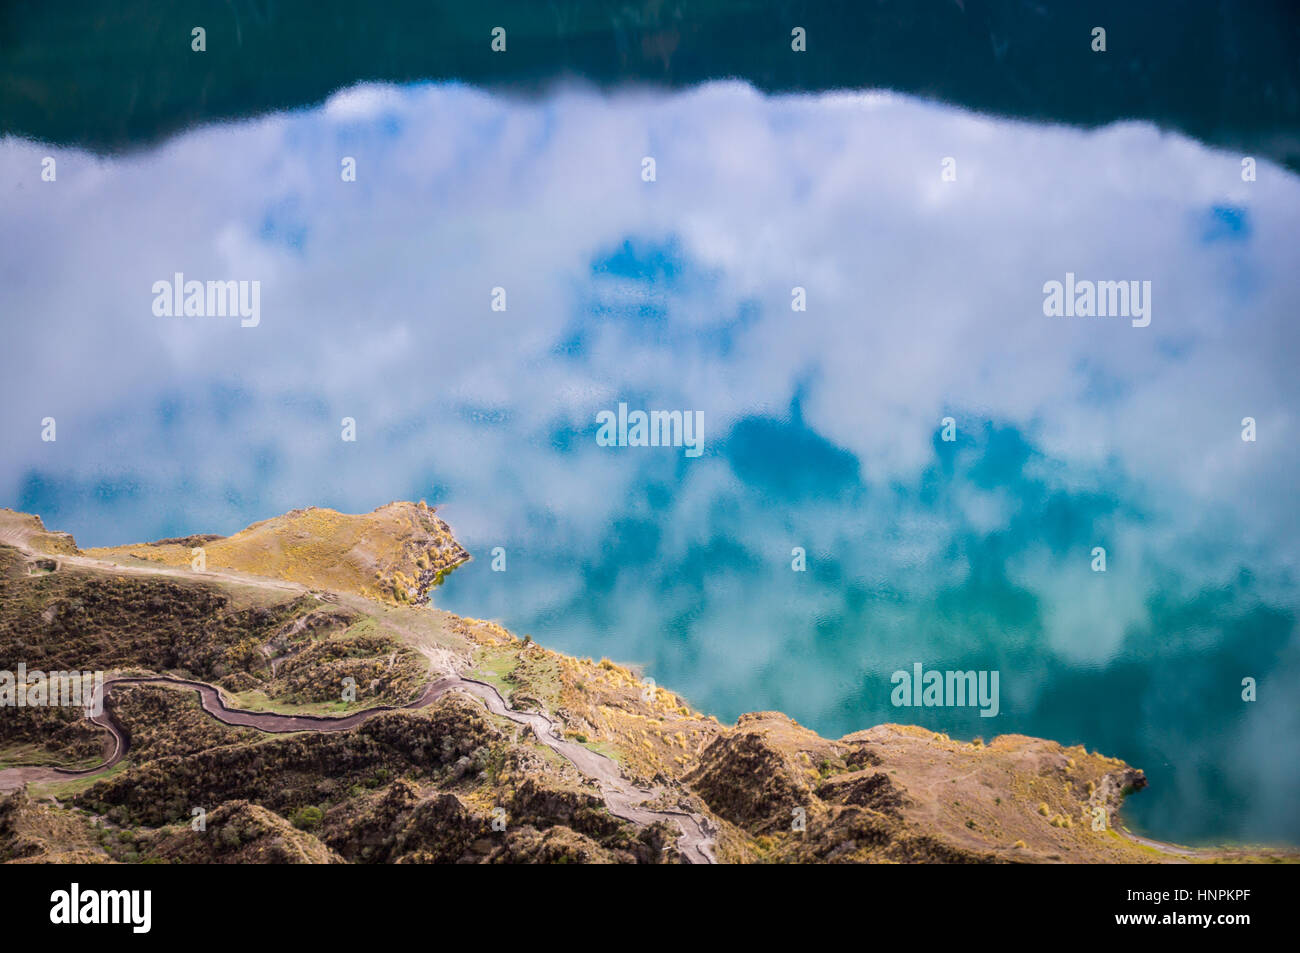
xmin=222 ymin=689 xmax=371 ymax=716
xmin=338 ymin=616 xmax=379 ymax=641
xmin=30 ymin=760 xmax=131 ymax=800
xmin=577 ymin=738 xmax=624 ymax=763
xmin=470 ymin=645 xmax=521 ymax=694
xmin=0 ymin=743 xmax=101 ymax=770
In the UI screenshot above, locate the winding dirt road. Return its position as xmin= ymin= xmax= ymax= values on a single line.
xmin=449 ymin=675 xmax=716 ymax=863
xmin=0 ymin=524 xmax=717 ymax=863
xmin=0 ymin=672 xmax=716 ymax=863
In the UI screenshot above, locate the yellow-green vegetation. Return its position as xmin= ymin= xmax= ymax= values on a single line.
xmin=552 ymin=653 xmax=721 ymax=784
xmin=468 ymin=641 xmax=563 ymax=712
xmin=576 ymin=737 xmax=624 ymax=762
xmin=83 ymin=501 xmax=469 ymax=606
xmin=221 ymin=691 xmax=371 ymax=716
xmin=0 ymin=744 xmax=102 ymax=771
xmin=470 ymin=645 xmax=522 ymax=695
xmin=29 ymin=762 xmax=132 ymax=802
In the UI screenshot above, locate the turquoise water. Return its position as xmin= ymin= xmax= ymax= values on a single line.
xmin=3 ymin=81 xmax=1297 ymax=846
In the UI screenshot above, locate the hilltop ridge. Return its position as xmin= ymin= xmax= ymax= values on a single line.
xmin=83 ymin=501 xmax=468 ymax=606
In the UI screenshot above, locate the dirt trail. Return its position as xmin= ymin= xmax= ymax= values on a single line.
xmin=0 ymin=528 xmax=717 ymax=863
xmin=449 ymin=675 xmax=716 ymax=863
xmin=0 ymin=673 xmax=715 ymax=862
xmin=0 ymin=522 xmax=307 ymax=595
xmin=0 ymin=675 xmax=456 ymax=784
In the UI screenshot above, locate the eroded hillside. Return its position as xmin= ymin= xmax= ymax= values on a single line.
xmin=0 ymin=506 xmax=1292 ymax=865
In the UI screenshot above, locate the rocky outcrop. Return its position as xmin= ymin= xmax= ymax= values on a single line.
xmin=145 ymin=801 xmax=343 ymax=864
xmin=816 ymin=771 xmax=907 ymax=817
xmin=686 ymin=712 xmax=827 ymax=835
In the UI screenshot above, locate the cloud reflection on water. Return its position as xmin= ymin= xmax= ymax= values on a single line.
xmin=2 ymin=81 xmax=1297 ymax=843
